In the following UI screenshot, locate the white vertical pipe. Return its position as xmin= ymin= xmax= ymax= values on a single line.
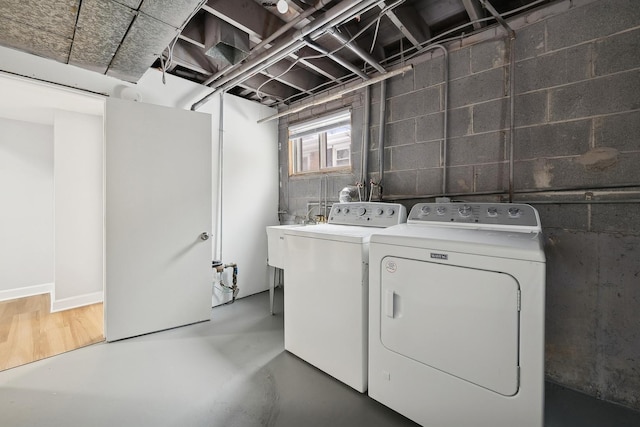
xmin=215 ymin=92 xmax=224 ymax=261
xmin=361 ymin=86 xmax=371 ymax=197
xmin=378 ymin=80 xmax=387 ymax=200
xmin=508 ymin=35 xmax=516 ymax=203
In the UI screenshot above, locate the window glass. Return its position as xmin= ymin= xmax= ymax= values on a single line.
xmin=301 ymin=134 xmax=320 ymax=172
xmin=326 ymin=125 xmax=351 ymax=168
xmin=289 ymin=110 xmax=351 ymax=175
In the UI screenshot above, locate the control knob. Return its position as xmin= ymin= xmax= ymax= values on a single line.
xmin=334 ymin=207 xmax=341 ymax=214
xmin=508 ymin=207 xmax=521 ymax=218
xmin=420 ymin=206 xmax=431 ymax=215
xmin=436 ymin=206 xmax=447 ymax=216
xmin=458 ymin=205 xmax=472 ymax=217
xmin=357 ymin=207 xmax=367 ymax=216
xmin=375 ymin=208 xmax=384 ymax=216
xmin=487 ymin=207 xmax=498 ymax=217
xmin=386 ymin=208 xmax=395 ymax=216
xmin=343 ymin=208 xmax=350 ymax=214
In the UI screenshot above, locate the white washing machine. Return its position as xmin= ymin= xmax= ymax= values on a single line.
xmin=283 ymin=202 xmax=407 ymax=393
xmin=368 ymin=202 xmax=545 ymax=426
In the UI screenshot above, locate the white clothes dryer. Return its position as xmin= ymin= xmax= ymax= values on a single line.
xmin=283 ymin=202 xmax=406 ymax=393
xmin=368 ymin=202 xmax=545 ymax=426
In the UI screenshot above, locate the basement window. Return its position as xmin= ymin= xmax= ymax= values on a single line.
xmin=288 ymin=109 xmax=351 ymax=175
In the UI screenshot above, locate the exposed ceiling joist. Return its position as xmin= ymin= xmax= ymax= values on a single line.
xmin=393 ymin=5 xmax=431 ymax=44
xmin=0 ymin=0 xmax=550 ymax=107
xmin=262 ymin=59 xmax=324 ymax=93
xmin=201 ymin=0 xmax=341 ymax=96
xmin=292 ymin=46 xmax=352 ymax=80
xmin=377 ymin=2 xmax=421 ymax=48
xmin=241 ymin=73 xmax=299 ymax=100
xmin=203 ymin=0 xmax=282 ymax=43
xmin=462 ymin=0 xmax=486 ymax=30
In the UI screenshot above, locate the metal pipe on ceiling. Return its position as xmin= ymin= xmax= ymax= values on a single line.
xmin=256 ymin=64 xmax=413 ymax=123
xmin=203 ymin=0 xmax=378 ymax=90
xmin=192 ymin=0 xmax=381 ymax=110
xmin=217 ymin=0 xmax=385 ymax=95
xmin=326 ymin=27 xmax=386 ymax=74
xmin=194 ymin=39 xmax=307 ymax=109
xmin=202 ymin=0 xmax=334 ymax=87
xmin=253 ymin=0 xmax=334 ymax=53
xmin=303 ymin=38 xmax=369 ymax=79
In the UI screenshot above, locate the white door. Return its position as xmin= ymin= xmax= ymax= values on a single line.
xmin=104 ymin=98 xmax=212 ymax=342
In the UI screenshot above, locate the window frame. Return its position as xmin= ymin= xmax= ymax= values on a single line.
xmin=288 ymin=109 xmax=352 ymax=176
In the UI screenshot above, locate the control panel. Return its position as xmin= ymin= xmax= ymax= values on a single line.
xmin=408 ymin=202 xmax=540 ymax=230
xmin=329 ymin=202 xmax=407 ymax=227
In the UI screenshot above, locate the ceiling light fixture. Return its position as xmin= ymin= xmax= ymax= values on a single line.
xmin=276 ymin=0 xmax=288 ymax=14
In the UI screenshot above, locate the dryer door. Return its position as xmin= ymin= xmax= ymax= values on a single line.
xmin=380 ymin=256 xmax=520 ymax=396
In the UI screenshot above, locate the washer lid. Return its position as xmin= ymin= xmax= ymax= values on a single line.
xmin=370 ymin=223 xmax=545 ymax=262
xmin=284 ymin=223 xmax=379 ymax=244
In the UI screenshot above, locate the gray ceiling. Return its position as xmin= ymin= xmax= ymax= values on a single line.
xmin=0 ymin=0 xmax=550 ymax=107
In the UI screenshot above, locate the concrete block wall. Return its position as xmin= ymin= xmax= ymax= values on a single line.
xmin=277 ymin=0 xmax=640 ymax=410
xmin=278 ymin=91 xmax=365 ymax=222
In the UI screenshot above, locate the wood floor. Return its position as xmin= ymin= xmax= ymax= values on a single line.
xmin=0 ymin=294 xmax=104 ymax=371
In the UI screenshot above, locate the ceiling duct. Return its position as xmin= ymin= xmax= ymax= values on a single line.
xmin=204 ymin=14 xmax=250 ymax=67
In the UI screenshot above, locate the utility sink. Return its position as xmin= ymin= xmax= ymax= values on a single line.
xmin=266 ymin=224 xmax=304 ymax=269
xmin=266 ymin=224 xmax=304 ymax=315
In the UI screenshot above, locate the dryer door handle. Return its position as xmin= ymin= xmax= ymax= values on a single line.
xmin=385 ymin=290 xmax=395 ymax=318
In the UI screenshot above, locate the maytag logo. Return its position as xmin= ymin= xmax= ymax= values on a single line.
xmin=430 ymin=253 xmax=448 ymax=260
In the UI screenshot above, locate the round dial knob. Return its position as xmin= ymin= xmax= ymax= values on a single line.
xmin=508 ymin=207 xmax=521 ymax=218
xmin=343 ymin=208 xmax=350 ymax=214
xmin=420 ymin=206 xmax=431 ymax=215
xmin=357 ymin=207 xmax=367 ymax=216
xmin=375 ymin=208 xmax=384 ymax=216
xmin=386 ymin=208 xmax=395 ymax=216
xmin=487 ymin=207 xmax=498 ymax=217
xmin=436 ymin=206 xmax=447 ymax=216
xmin=334 ymin=207 xmax=341 ymax=214
xmin=458 ymin=205 xmax=472 ymax=217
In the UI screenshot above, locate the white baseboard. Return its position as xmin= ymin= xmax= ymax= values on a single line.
xmin=50 ymin=291 xmax=104 ymax=313
xmin=0 ymin=283 xmax=54 ymax=302
xmin=0 ymin=284 xmax=103 ymax=313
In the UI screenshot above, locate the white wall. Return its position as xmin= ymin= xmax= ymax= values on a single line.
xmin=0 ymin=74 xmax=105 ymax=308
xmin=0 ymin=118 xmax=54 ymax=294
xmin=53 ymin=111 xmax=104 ymax=311
xmin=0 ymin=45 xmax=215 ymax=308
xmin=210 ymin=94 xmax=279 ymax=305
xmin=0 ymin=45 xmax=212 ymax=110
xmin=1 ymin=45 xmax=281 ymax=310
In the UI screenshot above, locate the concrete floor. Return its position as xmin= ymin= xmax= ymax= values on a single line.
xmin=1 ymin=289 xmax=638 ymax=427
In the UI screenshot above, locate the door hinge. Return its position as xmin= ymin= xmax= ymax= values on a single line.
xmin=517 ymin=290 xmax=521 ymax=312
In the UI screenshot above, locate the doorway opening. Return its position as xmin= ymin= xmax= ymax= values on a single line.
xmin=0 ymin=74 xmax=105 ymax=370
